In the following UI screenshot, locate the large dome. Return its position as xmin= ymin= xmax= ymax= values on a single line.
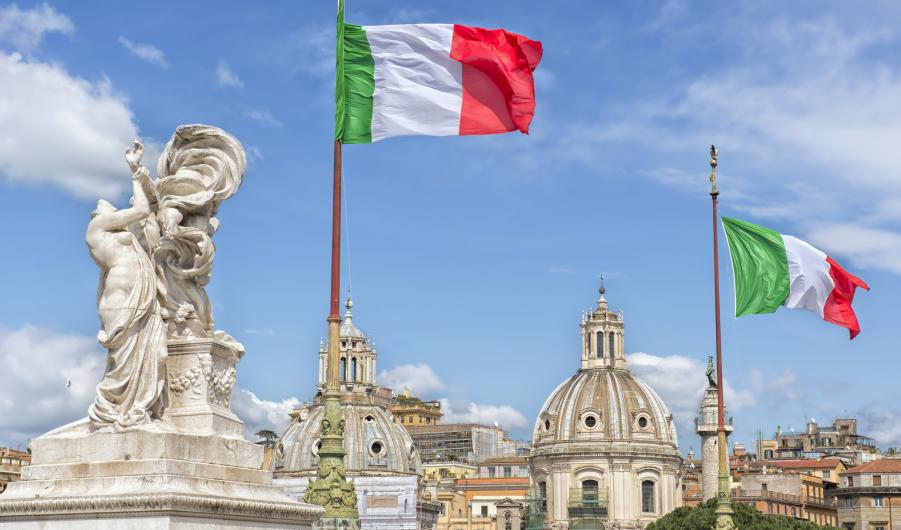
xmin=278 ymin=401 xmax=420 ymax=476
xmin=532 ymin=368 xmax=678 ymax=447
xmin=527 ymin=286 xmax=682 ymax=529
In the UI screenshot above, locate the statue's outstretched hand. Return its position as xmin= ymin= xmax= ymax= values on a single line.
xmin=125 ymin=140 xmax=144 ymax=172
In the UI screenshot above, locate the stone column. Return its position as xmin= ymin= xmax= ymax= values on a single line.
xmin=550 ymin=463 xmax=569 ymax=523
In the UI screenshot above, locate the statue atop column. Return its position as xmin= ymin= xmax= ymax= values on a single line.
xmin=706 ymin=355 xmax=717 ymax=388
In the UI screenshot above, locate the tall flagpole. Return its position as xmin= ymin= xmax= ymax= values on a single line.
xmin=303 ymin=2 xmax=360 ymax=527
xmin=709 ymin=145 xmax=736 ymax=530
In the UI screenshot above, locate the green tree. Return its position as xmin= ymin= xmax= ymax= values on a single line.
xmin=646 ymin=499 xmax=839 ymax=530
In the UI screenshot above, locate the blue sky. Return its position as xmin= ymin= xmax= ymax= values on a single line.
xmin=1 ymin=1 xmax=900 ymax=455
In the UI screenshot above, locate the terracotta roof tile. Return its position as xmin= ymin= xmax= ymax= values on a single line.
xmin=844 ymin=458 xmax=901 ymax=474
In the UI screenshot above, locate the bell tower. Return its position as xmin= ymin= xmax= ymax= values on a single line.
xmin=580 ymin=279 xmax=626 ymax=370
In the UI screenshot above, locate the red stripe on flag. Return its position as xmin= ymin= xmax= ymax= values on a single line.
xmin=450 ymin=25 xmax=542 ymax=136
xmin=823 ymin=256 xmax=870 ymax=339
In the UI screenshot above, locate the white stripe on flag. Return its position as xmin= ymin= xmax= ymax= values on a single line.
xmin=364 ymin=24 xmax=463 ymax=141
xmin=782 ymin=234 xmax=835 ymax=316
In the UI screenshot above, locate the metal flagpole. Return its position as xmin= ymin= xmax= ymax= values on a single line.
xmin=302 ymin=1 xmax=360 ymax=527
xmin=709 ymin=145 xmax=736 ymax=530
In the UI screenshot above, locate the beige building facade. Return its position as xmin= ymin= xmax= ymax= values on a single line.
xmin=835 ymin=458 xmax=901 ymax=530
xmin=527 ymin=286 xmax=682 ymax=529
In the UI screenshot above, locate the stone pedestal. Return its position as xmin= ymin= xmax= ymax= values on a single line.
xmin=0 ymin=339 xmax=323 ymax=529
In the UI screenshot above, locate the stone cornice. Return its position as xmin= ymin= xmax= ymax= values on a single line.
xmin=0 ymin=492 xmax=324 ymax=522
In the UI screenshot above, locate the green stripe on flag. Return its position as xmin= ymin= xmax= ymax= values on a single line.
xmin=722 ymin=217 xmax=791 ymax=317
xmin=338 ymin=24 xmax=374 ymax=144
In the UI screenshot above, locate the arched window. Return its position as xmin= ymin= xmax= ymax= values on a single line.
xmin=351 ymin=358 xmax=357 ymax=382
xmin=596 ymin=331 xmax=604 ymax=358
xmin=538 ymin=481 xmax=548 ymax=512
xmin=586 ymin=332 xmax=592 ymax=356
xmin=641 ymin=480 xmax=656 ymax=513
xmin=339 ymin=357 xmax=346 ymax=382
xmin=582 ymin=479 xmax=599 ymax=505
xmin=609 ymin=333 xmax=616 ymax=357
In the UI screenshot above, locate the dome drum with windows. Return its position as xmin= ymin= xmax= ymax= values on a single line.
xmin=527 ymin=285 xmax=683 ymax=529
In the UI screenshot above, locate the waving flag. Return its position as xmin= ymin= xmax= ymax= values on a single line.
xmin=722 ymin=217 xmax=870 ymax=339
xmin=335 ymin=5 xmax=542 ymax=143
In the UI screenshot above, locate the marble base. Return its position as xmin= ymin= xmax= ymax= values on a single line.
xmin=0 ymin=337 xmax=323 ymax=529
xmin=0 ymin=425 xmax=322 ymax=529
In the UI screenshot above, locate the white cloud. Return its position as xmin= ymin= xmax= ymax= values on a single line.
xmin=117 ymin=36 xmax=167 ymax=67
xmin=855 ymin=408 xmax=901 ymax=449
xmin=378 ymin=363 xmax=446 ymax=397
xmin=280 ymin=25 xmax=333 ymax=78
xmin=439 ymin=399 xmax=529 ymax=431
xmin=231 ymin=388 xmax=301 ymax=439
xmin=550 ymin=13 xmax=901 ymax=275
xmin=627 ymin=352 xmax=755 ymax=443
xmin=246 ymin=145 xmax=264 ymax=166
xmin=807 ymin=224 xmax=901 ymax=275
xmin=0 ymin=51 xmax=157 ymax=200
xmin=244 ymin=108 xmax=283 ymax=127
xmin=215 ymin=60 xmax=243 ymax=89
xmin=0 ymin=326 xmax=104 ymax=448
xmin=0 ymin=3 xmax=73 ymax=54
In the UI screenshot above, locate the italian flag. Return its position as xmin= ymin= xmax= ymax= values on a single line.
xmin=722 ymin=217 xmax=870 ymax=339
xmin=335 ymin=4 xmax=542 ymax=143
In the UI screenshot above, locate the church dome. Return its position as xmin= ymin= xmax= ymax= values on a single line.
xmin=531 ymin=286 xmax=678 ymax=450
xmin=527 ymin=285 xmax=683 ymax=528
xmin=532 ymin=368 xmax=678 ymax=447
xmin=278 ymin=402 xmax=420 ymax=476
xmin=276 ymin=298 xmax=420 ymax=478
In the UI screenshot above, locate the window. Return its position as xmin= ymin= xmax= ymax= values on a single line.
xmin=823 ymin=470 xmax=831 ymax=479
xmin=874 ymin=496 xmax=884 ymax=507
xmin=848 ymin=477 xmax=854 ymax=487
xmin=488 ymin=466 xmax=496 ymax=478
xmin=481 ymin=505 xmax=488 ymax=517
xmin=764 ymin=450 xmax=774 ymax=459
xmin=503 ymin=466 xmax=512 ymax=478
xmin=370 ymin=441 xmax=384 ymax=456
xmin=586 ymin=333 xmax=592 ymax=356
xmin=584 ymin=414 xmax=598 ymax=429
xmin=641 ymin=480 xmax=655 ymax=513
xmin=609 ymin=333 xmax=615 ymax=357
xmin=596 ymin=331 xmax=604 ymax=357
xmin=762 ymin=483 xmax=768 ymax=491
xmin=873 ymin=475 xmax=882 ymax=486
xmin=791 ymin=507 xmax=796 ymax=517
xmin=538 ymin=481 xmax=548 ymax=511
xmin=638 ymin=416 xmax=649 ymax=429
xmin=582 ymin=480 xmax=599 ymax=505
xmin=520 ymin=466 xmax=529 ymax=476
xmin=544 ymin=419 xmax=551 ymax=431
xmin=840 ymin=497 xmax=853 ymax=508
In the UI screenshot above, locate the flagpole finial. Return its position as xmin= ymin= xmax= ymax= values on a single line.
xmin=709 ymin=144 xmax=719 ymax=197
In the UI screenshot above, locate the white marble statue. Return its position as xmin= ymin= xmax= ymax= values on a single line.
xmin=86 ymin=142 xmax=167 ymax=429
xmin=85 ymin=125 xmax=246 ymax=430
xmin=154 ymin=125 xmax=245 ymax=343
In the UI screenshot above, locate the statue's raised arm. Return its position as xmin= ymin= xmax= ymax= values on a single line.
xmin=86 ymin=140 xmax=168 ymax=429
